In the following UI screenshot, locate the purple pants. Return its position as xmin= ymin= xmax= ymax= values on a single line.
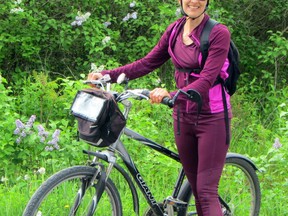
xmin=174 ymin=114 xmax=230 ymax=216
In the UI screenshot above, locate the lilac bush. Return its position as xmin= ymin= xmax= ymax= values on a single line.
xmin=13 ymin=115 xmax=61 ymax=153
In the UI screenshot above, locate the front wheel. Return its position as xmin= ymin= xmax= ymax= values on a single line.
xmin=177 ymin=157 xmax=261 ymax=216
xmin=23 ymin=166 xmax=122 ymax=216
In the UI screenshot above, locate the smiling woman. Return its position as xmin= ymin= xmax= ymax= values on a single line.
xmin=179 ymin=0 xmax=209 ymax=20
xmin=87 ymin=0 xmax=233 ymax=215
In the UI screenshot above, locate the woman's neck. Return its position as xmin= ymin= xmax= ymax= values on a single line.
xmin=185 ymin=14 xmax=205 ymax=32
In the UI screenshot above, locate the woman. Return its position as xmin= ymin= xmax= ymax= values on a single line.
xmin=88 ymin=0 xmax=231 ymax=215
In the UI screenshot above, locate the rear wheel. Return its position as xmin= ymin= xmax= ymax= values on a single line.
xmin=177 ymin=157 xmax=261 ymax=216
xmin=23 ymin=166 xmax=122 ymax=216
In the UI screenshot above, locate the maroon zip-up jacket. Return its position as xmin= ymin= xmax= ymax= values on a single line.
xmin=101 ymin=14 xmax=231 ymax=115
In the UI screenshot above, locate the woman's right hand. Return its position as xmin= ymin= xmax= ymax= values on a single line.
xmin=87 ymin=72 xmax=103 ymax=87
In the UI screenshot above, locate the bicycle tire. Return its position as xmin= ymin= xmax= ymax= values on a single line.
xmin=22 ymin=165 xmax=122 ymax=216
xmin=177 ymin=157 xmax=261 ymax=216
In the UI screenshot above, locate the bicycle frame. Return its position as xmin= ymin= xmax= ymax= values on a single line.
xmin=84 ymin=126 xmax=185 ymax=216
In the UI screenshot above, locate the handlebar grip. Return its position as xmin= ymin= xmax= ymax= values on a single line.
xmin=161 ymin=97 xmax=174 ymax=108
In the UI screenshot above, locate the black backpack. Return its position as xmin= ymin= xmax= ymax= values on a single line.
xmin=70 ymin=88 xmax=126 ymax=147
xmin=200 ymin=18 xmax=240 ymax=96
xmin=200 ymin=19 xmax=240 ymax=144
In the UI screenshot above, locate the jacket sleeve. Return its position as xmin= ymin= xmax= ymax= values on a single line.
xmin=182 ymin=24 xmax=231 ymax=95
xmin=101 ymin=22 xmax=178 ymax=83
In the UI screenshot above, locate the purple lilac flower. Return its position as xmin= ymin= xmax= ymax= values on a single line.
xmin=45 ymin=129 xmax=61 ymax=150
xmin=37 ymin=125 xmax=49 ymax=138
xmin=20 ymin=131 xmax=27 ymax=137
xmin=45 ymin=146 xmax=54 ymax=151
xmin=26 ymin=115 xmax=36 ymax=128
xmin=15 ymin=119 xmax=25 ymax=129
xmin=273 ymin=138 xmax=282 ymax=149
xmin=16 ymin=137 xmax=21 ymax=144
xmin=52 ymin=129 xmax=60 ymax=139
xmin=14 ymin=128 xmax=20 ymax=135
xmin=54 ymin=144 xmax=60 ymax=150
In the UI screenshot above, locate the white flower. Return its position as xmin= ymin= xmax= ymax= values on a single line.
xmin=123 ymin=13 xmax=130 ymax=22
xmin=130 ymin=12 xmax=137 ymax=19
xmin=90 ymin=64 xmax=104 ymax=73
xmin=36 ymin=211 xmax=42 ymax=216
xmin=273 ymin=138 xmax=282 ymax=149
xmin=10 ymin=7 xmax=24 ymax=13
xmin=37 ymin=167 xmax=46 ymax=175
xmin=103 ymin=21 xmax=111 ymax=28
xmin=175 ymin=7 xmax=182 ymax=17
xmin=102 ymin=36 xmax=111 ymax=45
xmin=14 ymin=0 xmax=22 ymax=4
xmin=1 ymin=176 xmax=8 ymax=182
xmin=130 ymin=1 xmax=136 ymax=8
xmin=24 ymin=174 xmax=30 ymax=180
xmin=82 ymin=12 xmax=91 ymax=21
xmin=71 ymin=11 xmax=91 ymax=26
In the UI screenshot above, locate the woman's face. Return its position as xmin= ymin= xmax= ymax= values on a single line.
xmin=179 ymin=0 xmax=207 ymax=18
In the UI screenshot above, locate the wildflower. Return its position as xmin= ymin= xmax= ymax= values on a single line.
xmin=20 ymin=131 xmax=27 ymax=137
xmin=16 ymin=137 xmax=21 ymax=144
xmin=47 ymin=138 xmax=58 ymax=146
xmin=26 ymin=115 xmax=36 ymax=128
xmin=54 ymin=144 xmax=60 ymax=150
xmin=175 ymin=7 xmax=182 ymax=17
xmin=37 ymin=125 xmax=49 ymax=138
xmin=130 ymin=12 xmax=137 ymax=19
xmin=52 ymin=129 xmax=60 ymax=139
xmin=45 ymin=129 xmax=61 ymax=150
xmin=71 ymin=11 xmax=91 ymax=26
xmin=1 ymin=176 xmax=8 ymax=182
xmin=90 ymin=64 xmax=104 ymax=73
xmin=273 ymin=138 xmax=282 ymax=149
xmin=36 ymin=211 xmax=42 ymax=216
xmin=102 ymin=36 xmax=111 ymax=45
xmin=37 ymin=167 xmax=46 ymax=175
xmin=14 ymin=128 xmax=20 ymax=135
xmin=14 ymin=0 xmax=22 ymax=4
xmin=45 ymin=146 xmax=54 ymax=151
xmin=10 ymin=7 xmax=24 ymax=13
xmin=24 ymin=174 xmax=30 ymax=181
xmin=130 ymin=1 xmax=136 ymax=8
xmin=103 ymin=21 xmax=111 ymax=28
xmin=123 ymin=13 xmax=130 ymax=22
xmin=15 ymin=119 xmax=25 ymax=129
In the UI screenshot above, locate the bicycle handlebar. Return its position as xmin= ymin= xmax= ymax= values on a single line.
xmin=83 ymin=73 xmax=201 ymax=110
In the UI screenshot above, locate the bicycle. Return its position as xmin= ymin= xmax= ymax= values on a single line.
xmin=23 ymin=74 xmax=261 ymax=216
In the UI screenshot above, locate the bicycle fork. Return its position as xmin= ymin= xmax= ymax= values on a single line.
xmin=68 ymin=163 xmax=107 ymax=216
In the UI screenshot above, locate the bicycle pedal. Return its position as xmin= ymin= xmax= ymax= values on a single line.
xmin=166 ymin=197 xmax=188 ymax=208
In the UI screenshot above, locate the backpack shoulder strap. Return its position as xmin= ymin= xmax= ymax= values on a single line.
xmin=200 ymin=19 xmax=219 ymax=69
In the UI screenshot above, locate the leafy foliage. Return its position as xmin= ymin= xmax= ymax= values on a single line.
xmin=0 ymin=0 xmax=287 ymax=215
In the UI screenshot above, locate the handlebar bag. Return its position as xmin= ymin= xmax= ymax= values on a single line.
xmin=70 ymin=88 xmax=126 ymax=147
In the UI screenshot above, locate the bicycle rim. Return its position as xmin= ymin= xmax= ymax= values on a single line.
xmin=218 ymin=158 xmax=260 ymax=216
xmin=178 ymin=158 xmax=260 ymax=216
xmin=22 ymin=166 xmax=122 ymax=216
